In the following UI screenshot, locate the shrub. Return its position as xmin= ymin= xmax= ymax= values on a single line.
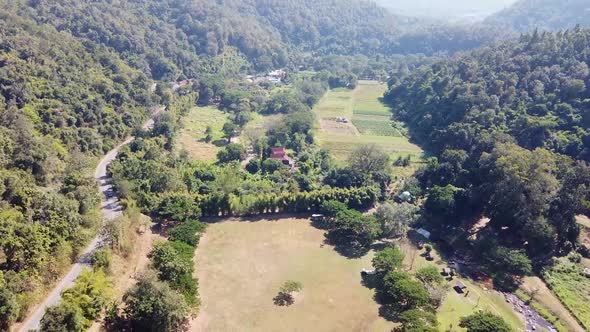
xmin=90 ymin=248 xmax=112 ymax=274
xmin=169 ymin=220 xmax=207 ymax=247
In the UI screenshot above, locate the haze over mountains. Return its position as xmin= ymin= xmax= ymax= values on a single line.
xmin=375 ymin=0 xmax=518 ymax=21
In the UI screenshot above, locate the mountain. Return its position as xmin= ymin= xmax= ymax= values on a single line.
xmin=385 ymin=28 xmax=590 ymax=260
xmin=485 ymin=0 xmax=590 ymax=32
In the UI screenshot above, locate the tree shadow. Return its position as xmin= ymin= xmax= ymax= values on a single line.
xmin=273 ymin=292 xmax=294 ymax=306
xmin=212 ymin=139 xmax=227 ymax=147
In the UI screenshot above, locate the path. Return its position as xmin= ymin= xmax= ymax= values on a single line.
xmin=505 ymin=293 xmax=555 ymax=332
xmin=18 ymin=108 xmax=162 ymax=332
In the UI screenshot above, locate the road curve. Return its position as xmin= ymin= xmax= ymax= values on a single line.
xmin=18 ymin=111 xmax=161 ymax=332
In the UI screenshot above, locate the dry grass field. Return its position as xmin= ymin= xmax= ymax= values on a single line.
xmin=191 ymin=217 xmax=395 ymax=332
xmin=191 ymin=217 xmax=525 ymax=332
xmin=177 ymin=106 xmax=229 ymax=162
xmin=313 ymin=81 xmax=422 ymax=162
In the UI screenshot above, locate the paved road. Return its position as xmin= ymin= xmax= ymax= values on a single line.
xmin=18 ymin=112 xmax=161 ymax=332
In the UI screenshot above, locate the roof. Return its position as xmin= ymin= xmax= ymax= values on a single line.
xmin=455 ymin=281 xmax=467 ymax=289
xmin=416 ymin=228 xmax=431 ymax=239
xmin=270 ymin=147 xmax=286 ymax=159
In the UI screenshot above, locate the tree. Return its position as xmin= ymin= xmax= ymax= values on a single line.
xmin=375 ymin=202 xmax=418 ymax=238
xmin=382 ymin=271 xmax=430 ymax=311
xmin=397 ymin=309 xmax=438 ymax=332
xmin=61 ymin=270 xmax=112 ymax=326
xmin=493 ymin=247 xmax=532 ymax=276
xmin=222 ymin=122 xmax=237 ymax=141
xmin=0 ymin=288 xmax=20 ymax=331
xmin=90 ymin=248 xmax=112 ymax=274
xmin=204 ymin=126 xmax=213 ymax=143
xmin=328 ymin=209 xmax=381 ymax=251
xmin=217 ymin=143 xmax=246 ymax=163
xmin=168 ymin=220 xmax=206 ymax=247
xmin=424 ymin=185 xmax=464 ymax=219
xmin=151 ymin=241 xmax=194 ymax=284
xmin=459 ymin=311 xmax=512 ymax=332
xmin=273 ymin=280 xmax=303 ymax=306
xmin=157 ymin=194 xmax=202 ymax=224
xmin=347 ymin=144 xmax=390 ymax=176
xmin=372 ymin=246 xmax=404 ymax=274
xmin=123 ymin=273 xmax=190 ymax=332
xmin=416 ymin=266 xmax=443 ymax=286
xmin=40 ymin=302 xmax=86 ymax=332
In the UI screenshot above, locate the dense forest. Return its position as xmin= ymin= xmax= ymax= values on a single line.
xmin=485 ymin=0 xmax=590 ymax=32
xmin=386 ymin=28 xmax=590 ymax=270
xmin=2 ymin=0 xmax=590 ymax=330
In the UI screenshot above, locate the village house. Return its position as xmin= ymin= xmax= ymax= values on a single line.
xmin=270 ymin=147 xmax=292 ymax=166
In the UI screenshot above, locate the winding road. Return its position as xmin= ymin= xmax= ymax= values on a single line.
xmin=18 ymin=110 xmax=162 ymax=332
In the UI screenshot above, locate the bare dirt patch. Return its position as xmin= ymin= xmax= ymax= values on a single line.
xmin=319 ymin=118 xmax=359 ymax=136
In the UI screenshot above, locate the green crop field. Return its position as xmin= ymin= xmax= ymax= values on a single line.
xmin=543 ymin=258 xmax=590 ymax=330
xmin=313 ymin=80 xmax=422 ymax=162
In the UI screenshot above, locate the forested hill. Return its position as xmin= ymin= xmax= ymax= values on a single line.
xmin=2 ymin=0 xmax=504 ymax=80
xmin=484 ymin=0 xmax=590 ymax=32
xmin=386 ymin=28 xmax=590 ymax=262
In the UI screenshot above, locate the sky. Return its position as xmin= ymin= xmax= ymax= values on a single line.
xmin=374 ymin=0 xmax=519 ymax=21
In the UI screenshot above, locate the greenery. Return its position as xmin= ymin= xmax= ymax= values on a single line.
xmin=273 ymin=280 xmax=303 ymax=306
xmin=459 ymin=311 xmax=513 ymax=332
xmin=40 ymin=270 xmax=111 ymax=330
xmin=387 ymin=28 xmax=590 ymax=267
xmin=123 ymin=272 xmax=190 ymax=332
xmin=372 ymin=246 xmax=404 ymax=274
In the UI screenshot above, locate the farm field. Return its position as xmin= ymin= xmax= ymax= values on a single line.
xmin=542 ymin=257 xmax=590 ymax=331
xmin=191 ymin=217 xmax=395 ymax=332
xmin=192 ymin=217 xmax=523 ymax=332
xmin=313 ymin=81 xmax=422 ymax=162
xmin=177 ymin=106 xmax=229 ymax=161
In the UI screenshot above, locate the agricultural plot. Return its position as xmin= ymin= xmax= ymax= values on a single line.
xmin=542 ymin=257 xmax=590 ymax=330
xmin=177 ymin=106 xmax=229 ymax=162
xmin=313 ymin=81 xmax=422 ymax=161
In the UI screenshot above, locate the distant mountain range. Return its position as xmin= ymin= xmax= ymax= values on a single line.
xmin=374 ymin=0 xmax=517 ymax=21
xmin=484 ymin=0 xmax=590 ymax=32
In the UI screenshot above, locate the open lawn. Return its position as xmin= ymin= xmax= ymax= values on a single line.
xmin=313 ymin=81 xmax=422 ymax=162
xmin=178 ymin=106 xmax=229 ymax=162
xmin=191 ymin=217 xmax=395 ymax=332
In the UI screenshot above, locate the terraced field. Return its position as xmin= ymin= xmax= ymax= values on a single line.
xmin=313 ymin=81 xmax=422 ymax=162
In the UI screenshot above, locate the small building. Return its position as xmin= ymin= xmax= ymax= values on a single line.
xmin=335 ymin=117 xmax=349 ymax=123
xmin=454 ymin=281 xmax=467 ymax=293
xmin=416 ymin=228 xmax=431 ymax=240
xmin=361 ymin=269 xmax=376 ymax=276
xmin=311 ymin=214 xmax=324 ymax=221
xmin=270 ymin=147 xmax=291 ymax=166
xmin=397 ymin=191 xmax=413 ymax=203
xmin=267 ymin=69 xmax=287 ymax=83
xmin=584 ymin=268 xmax=590 ymax=278
xmin=442 ymin=268 xmax=452 ymax=276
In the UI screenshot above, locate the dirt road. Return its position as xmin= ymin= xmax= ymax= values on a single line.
xmin=18 ymin=110 xmax=161 ymax=332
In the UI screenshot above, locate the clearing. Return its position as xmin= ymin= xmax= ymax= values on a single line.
xmin=191 ymin=217 xmax=524 ymax=332
xmin=191 ymin=217 xmax=395 ymax=332
xmin=313 ymin=81 xmax=422 ymax=162
xmin=178 ymin=106 xmax=229 ymax=162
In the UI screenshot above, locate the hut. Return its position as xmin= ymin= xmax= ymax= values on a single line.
xmin=442 ymin=268 xmax=452 ymax=276
xmin=454 ymin=281 xmax=467 ymax=293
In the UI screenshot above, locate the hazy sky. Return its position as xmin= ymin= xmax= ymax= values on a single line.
xmin=375 ymin=0 xmax=519 ymax=21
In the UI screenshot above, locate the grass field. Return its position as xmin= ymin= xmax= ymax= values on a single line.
xmin=178 ymin=106 xmax=229 ymax=161
xmin=313 ymin=81 xmax=422 ymax=162
xmin=543 ymin=257 xmax=590 ymax=331
xmin=191 ymin=217 xmax=395 ymax=332
xmin=517 ymin=277 xmax=585 ymax=332
xmin=192 ymin=217 xmax=523 ymax=332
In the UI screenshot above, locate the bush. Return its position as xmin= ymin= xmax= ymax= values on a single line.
xmin=150 ymin=241 xmax=194 ymax=284
xmin=90 ymin=248 xmax=112 ymax=273
xmin=169 ymin=220 xmax=207 ymax=247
